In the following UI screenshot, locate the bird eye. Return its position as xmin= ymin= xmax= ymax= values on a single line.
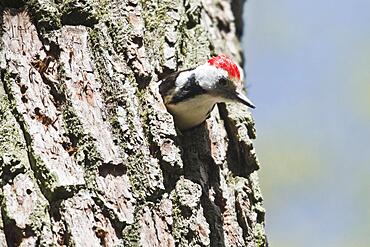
xmin=219 ymin=77 xmax=228 ymax=86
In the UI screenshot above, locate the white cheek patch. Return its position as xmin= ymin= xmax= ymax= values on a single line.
xmin=173 ymin=64 xmax=229 ymax=95
xmin=194 ymin=64 xmax=228 ymax=90
xmin=175 ymin=70 xmax=194 ymax=89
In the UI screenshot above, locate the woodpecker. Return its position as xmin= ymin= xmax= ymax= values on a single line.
xmin=160 ymin=54 xmax=255 ymax=130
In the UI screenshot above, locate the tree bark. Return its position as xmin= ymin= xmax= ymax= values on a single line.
xmin=0 ymin=0 xmax=266 ymax=246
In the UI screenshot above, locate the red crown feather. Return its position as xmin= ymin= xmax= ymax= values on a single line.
xmin=208 ymin=54 xmax=241 ymax=80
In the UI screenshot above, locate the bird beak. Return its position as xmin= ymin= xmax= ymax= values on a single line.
xmin=235 ymin=91 xmax=256 ymax=109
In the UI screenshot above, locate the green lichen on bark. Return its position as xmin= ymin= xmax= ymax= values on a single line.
xmin=179 ymin=24 xmax=211 ymax=65
xmin=88 ymin=25 xmax=165 ymax=203
xmin=25 ymin=0 xmax=61 ymax=32
xmin=53 ymin=62 xmax=102 ymax=192
xmin=61 ymin=103 xmax=102 ymax=193
xmin=0 ymin=70 xmax=58 ymax=200
xmin=60 ymin=0 xmax=103 ymax=26
xmin=171 ymin=178 xmax=210 ymax=246
xmin=0 ymin=80 xmax=28 ymax=167
xmin=106 ymin=19 xmax=133 ymax=56
xmin=141 ymin=0 xmax=211 ymax=71
xmin=3 ymin=0 xmax=107 ymax=32
xmin=27 ymin=154 xmax=58 ymax=200
xmin=249 ymin=172 xmax=266 ymax=247
xmin=22 ymin=180 xmax=52 ymax=244
xmin=0 ymin=78 xmax=51 ymax=242
xmin=141 ymin=0 xmax=184 ymax=70
xmin=61 ymin=104 xmax=101 ymax=167
xmin=121 ymin=205 xmax=143 ymax=246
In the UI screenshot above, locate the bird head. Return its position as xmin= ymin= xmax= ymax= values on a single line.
xmin=194 ymin=54 xmax=255 ymax=108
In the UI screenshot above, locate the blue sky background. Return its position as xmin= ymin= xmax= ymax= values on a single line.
xmin=242 ymin=1 xmax=370 ymax=246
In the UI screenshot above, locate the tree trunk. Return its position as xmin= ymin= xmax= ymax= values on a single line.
xmin=0 ymin=0 xmax=266 ymax=246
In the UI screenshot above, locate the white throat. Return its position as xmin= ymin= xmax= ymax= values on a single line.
xmin=167 ymin=94 xmax=218 ymax=130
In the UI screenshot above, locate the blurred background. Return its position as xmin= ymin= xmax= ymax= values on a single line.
xmin=242 ymin=0 xmax=370 ymax=246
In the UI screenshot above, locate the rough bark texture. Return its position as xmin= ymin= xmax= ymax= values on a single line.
xmin=0 ymin=0 xmax=266 ymax=246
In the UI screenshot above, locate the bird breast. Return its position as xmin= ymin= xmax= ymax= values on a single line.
xmin=166 ymin=94 xmax=219 ymax=130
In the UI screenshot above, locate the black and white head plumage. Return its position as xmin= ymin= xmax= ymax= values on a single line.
xmin=159 ymin=55 xmax=255 ymax=130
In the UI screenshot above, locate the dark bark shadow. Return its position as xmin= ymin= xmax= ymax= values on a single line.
xmin=179 ymin=123 xmax=226 ymax=247
xmin=218 ymin=104 xmax=259 ymax=177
